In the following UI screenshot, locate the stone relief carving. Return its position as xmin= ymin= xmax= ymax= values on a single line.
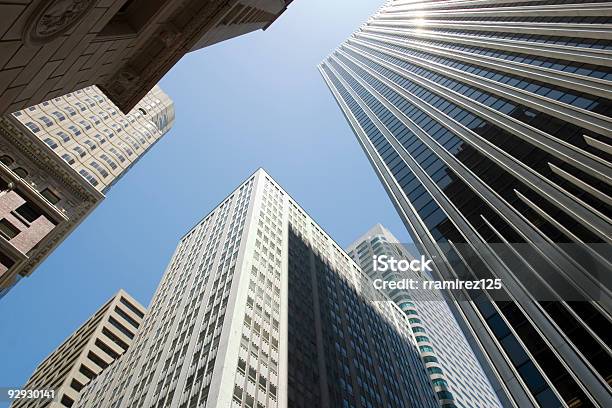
xmin=158 ymin=24 xmax=181 ymax=47
xmin=24 ymin=0 xmax=96 ymax=45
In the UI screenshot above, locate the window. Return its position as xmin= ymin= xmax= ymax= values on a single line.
xmin=121 ymin=144 xmax=133 ymax=156
xmin=70 ymin=379 xmax=84 ymax=392
xmin=24 ymin=122 xmax=40 ymax=133
xmin=87 ymin=351 xmax=109 ymax=369
xmin=13 ymin=167 xmax=28 ymax=178
xmin=43 ymin=138 xmax=58 ymax=149
xmin=99 ymin=0 xmax=164 ymax=39
xmin=437 ymin=391 xmax=454 ymax=400
xmin=60 ymin=394 xmax=74 ymax=407
xmin=90 ymin=161 xmax=109 ymax=178
xmin=15 ymin=202 xmax=42 ymax=223
xmin=0 ymin=155 xmax=14 ymax=166
xmin=51 ymin=111 xmax=66 ymax=121
xmin=432 ymin=379 xmax=448 ymax=388
xmin=56 ymin=131 xmax=70 ymax=142
xmin=41 ymin=188 xmax=61 ymax=205
xmin=108 ymin=316 xmax=134 ymax=339
xmin=73 ymin=146 xmax=86 ymax=158
xmin=79 ymin=169 xmax=99 ymax=187
xmin=83 ymin=140 xmax=97 ymax=150
xmin=68 ymin=125 xmax=81 ymax=136
xmin=99 ymin=154 xmax=118 ymax=170
xmin=109 ymin=148 xmax=125 ymax=163
xmin=65 ymin=106 xmax=77 ymax=116
xmin=78 ymin=364 xmax=95 ymax=380
xmin=0 ymin=219 xmax=19 ymax=240
xmin=93 ymin=133 xmax=106 ymax=144
xmin=61 ymin=153 xmax=75 ymax=165
xmin=120 ymin=297 xmax=144 ymax=318
xmin=101 ymin=327 xmax=128 ymax=350
xmin=79 ymin=120 xmax=92 ymax=130
xmin=39 ymin=116 xmax=53 ymax=127
xmin=427 ymin=367 xmax=443 ymax=375
xmin=114 ymin=306 xmax=139 ymax=328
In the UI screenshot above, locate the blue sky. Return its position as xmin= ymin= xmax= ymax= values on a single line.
xmin=0 ymin=0 xmax=412 ymax=395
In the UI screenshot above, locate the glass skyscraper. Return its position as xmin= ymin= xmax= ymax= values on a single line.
xmin=320 ymin=1 xmax=612 ymax=407
xmin=75 ymin=169 xmax=440 ymax=408
xmin=347 ymin=224 xmax=503 ymax=408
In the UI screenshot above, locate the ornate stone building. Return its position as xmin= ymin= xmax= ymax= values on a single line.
xmin=0 ymin=85 xmax=174 ymax=297
xmin=0 ymin=0 xmax=293 ymax=115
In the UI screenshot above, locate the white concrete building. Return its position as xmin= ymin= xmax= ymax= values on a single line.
xmin=75 ymin=169 xmax=440 ymax=408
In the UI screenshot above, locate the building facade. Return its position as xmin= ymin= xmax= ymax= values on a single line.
xmin=320 ymin=1 xmax=612 ymax=407
xmin=0 ymin=0 xmax=293 ymax=115
xmin=75 ymin=169 xmax=440 ymax=408
xmin=347 ymin=224 xmax=504 ymax=408
xmin=11 ymin=289 xmax=145 ymax=408
xmin=0 ymin=85 xmax=174 ymax=296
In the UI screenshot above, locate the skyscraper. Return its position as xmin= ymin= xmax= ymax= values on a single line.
xmin=0 ymin=85 xmax=174 ymax=296
xmin=11 ymin=290 xmax=145 ymax=408
xmin=0 ymin=0 xmax=294 ymax=115
xmin=347 ymin=224 xmax=503 ymax=408
xmin=75 ymin=169 xmax=440 ymax=408
xmin=319 ymin=1 xmax=611 ymax=407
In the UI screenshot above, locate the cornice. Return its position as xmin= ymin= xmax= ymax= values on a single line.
xmin=0 ymin=117 xmax=103 ymax=203
xmin=102 ymin=0 xmax=234 ymax=112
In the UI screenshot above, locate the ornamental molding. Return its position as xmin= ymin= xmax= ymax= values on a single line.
xmin=0 ymin=117 xmax=102 ymax=203
xmin=102 ymin=0 xmax=233 ymax=111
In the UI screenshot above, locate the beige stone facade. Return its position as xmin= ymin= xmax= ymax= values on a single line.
xmin=11 ymin=289 xmax=146 ymax=408
xmin=0 ymin=0 xmax=293 ymax=115
xmin=0 ymin=85 xmax=173 ymax=296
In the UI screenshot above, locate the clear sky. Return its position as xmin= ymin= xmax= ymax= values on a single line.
xmin=0 ymin=0 xmax=412 ymax=396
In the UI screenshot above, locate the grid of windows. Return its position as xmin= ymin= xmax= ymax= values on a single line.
xmin=10 ymin=85 xmax=174 ymax=194
xmin=75 ymin=170 xmax=441 ymax=408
